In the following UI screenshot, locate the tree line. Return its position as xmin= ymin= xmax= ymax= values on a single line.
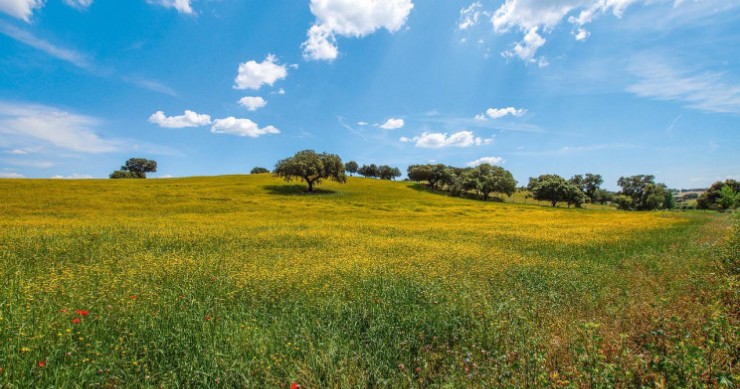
xmin=110 ymin=151 xmax=739 ymax=211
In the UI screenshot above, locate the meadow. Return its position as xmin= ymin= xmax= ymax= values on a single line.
xmin=0 ymin=175 xmax=737 ymax=387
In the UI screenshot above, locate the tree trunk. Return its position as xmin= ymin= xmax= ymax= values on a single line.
xmin=307 ymin=180 xmax=314 ymax=193
xmin=551 ymin=201 xmax=557 ymax=207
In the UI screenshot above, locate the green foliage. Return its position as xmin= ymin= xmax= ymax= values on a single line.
xmin=378 ymin=165 xmax=402 ymax=180
xmin=273 ymin=150 xmax=346 ymax=192
xmin=344 ymin=161 xmax=358 ymax=176
xmin=407 ymin=164 xmax=453 ymax=190
xmin=528 ymin=174 xmax=585 ymax=207
xmin=250 ymin=167 xmax=270 ymax=174
xmin=110 ymin=158 xmax=157 ymax=179
xmin=461 ymin=163 xmax=517 ymax=201
xmin=698 ymin=180 xmax=740 ymax=211
xmin=720 ymin=217 xmax=740 ymax=274
xmin=617 ymin=175 xmax=670 ymax=211
xmin=358 ymin=163 xmax=379 ymax=178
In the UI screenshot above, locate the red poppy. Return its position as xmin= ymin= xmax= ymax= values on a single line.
xmin=130 ymin=295 xmax=138 ymax=299
xmin=291 ymin=383 xmax=301 ymax=389
xmin=205 ymin=315 xmax=212 ymax=321
xmin=72 ymin=318 xmax=81 ymax=324
xmin=76 ymin=310 xmax=90 ymax=316
xmin=37 ymin=360 xmax=46 ymax=368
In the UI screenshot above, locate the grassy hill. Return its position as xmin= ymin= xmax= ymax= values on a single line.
xmin=0 ymin=175 xmax=737 ymax=387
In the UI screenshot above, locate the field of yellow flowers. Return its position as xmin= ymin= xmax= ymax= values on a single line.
xmin=1 ymin=174 xmax=737 ymax=387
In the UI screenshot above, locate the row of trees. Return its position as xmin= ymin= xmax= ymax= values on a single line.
xmin=345 ymin=162 xmax=402 ymax=180
xmin=407 ymin=163 xmax=517 ymax=201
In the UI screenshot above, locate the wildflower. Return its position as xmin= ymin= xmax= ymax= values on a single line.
xmin=72 ymin=318 xmax=81 ymax=325
xmin=21 ymin=347 xmax=30 ymax=353
xmin=76 ymin=310 xmax=90 ymax=316
xmin=37 ymin=360 xmax=46 ymax=368
xmin=205 ymin=314 xmax=212 ymax=321
xmin=291 ymin=383 xmax=301 ymax=389
xmin=130 ymin=295 xmax=138 ymax=299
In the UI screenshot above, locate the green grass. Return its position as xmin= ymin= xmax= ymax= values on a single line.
xmin=0 ymin=175 xmax=737 ymax=387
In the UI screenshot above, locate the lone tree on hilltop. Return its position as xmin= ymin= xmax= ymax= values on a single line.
xmin=250 ymin=167 xmax=270 ymax=174
xmin=110 ymin=158 xmax=157 ymax=179
xmin=462 ymin=164 xmax=517 ymax=201
xmin=274 ymin=150 xmax=346 ymax=193
xmin=344 ymin=161 xmax=358 ymax=176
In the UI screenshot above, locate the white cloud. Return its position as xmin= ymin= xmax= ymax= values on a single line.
xmin=0 ymin=0 xmax=43 ymax=21
xmin=210 ymin=117 xmax=280 ymax=138
xmin=234 ymin=54 xmax=288 ymax=90
xmin=467 ymin=156 xmax=505 ymax=167
xmin=503 ymin=26 xmax=546 ymax=64
xmin=379 ymin=118 xmax=404 ymax=130
xmin=302 ymin=0 xmax=415 ymax=61
xmin=627 ymin=58 xmax=740 ymax=115
xmin=459 ymin=2 xmax=483 ymax=30
xmin=7 ymin=149 xmax=28 ymax=155
xmin=400 ymin=131 xmax=493 ymax=148
xmin=64 ymin=0 xmax=93 ymax=10
xmin=487 ymin=0 xmax=662 ymax=63
xmin=52 ymin=173 xmax=93 ymax=179
xmin=0 ymin=102 xmax=120 ymax=153
xmin=0 ymin=172 xmax=24 ymax=178
xmin=148 ymin=0 xmax=193 ymax=14
xmin=238 ymin=96 xmax=268 ymax=111
xmin=357 ymin=121 xmax=369 ymax=126
xmin=0 ymin=22 xmax=92 ymax=70
xmin=149 ymin=110 xmax=211 ymax=128
xmin=480 ymin=107 xmax=528 ymax=120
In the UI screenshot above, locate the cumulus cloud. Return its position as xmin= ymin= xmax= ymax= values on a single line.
xmin=0 ymin=102 xmax=120 ymax=153
xmin=467 ymin=157 xmax=505 ymax=167
xmin=149 ymin=110 xmax=211 ymax=128
xmin=478 ymin=107 xmax=528 ymax=120
xmin=302 ymin=0 xmax=415 ymax=61
xmin=0 ymin=0 xmax=44 ymax=21
xmin=400 ymin=131 xmax=493 ymax=148
xmin=379 ymin=118 xmax=404 ymax=130
xmin=210 ymin=118 xmax=280 ymax=138
xmin=479 ymin=0 xmax=658 ymax=63
xmin=357 ymin=121 xmax=369 ymax=126
xmin=238 ymin=96 xmax=268 ymax=112
xmin=148 ymin=0 xmax=193 ymax=14
xmin=234 ymin=54 xmax=288 ymax=90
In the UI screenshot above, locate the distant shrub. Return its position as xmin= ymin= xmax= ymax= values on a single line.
xmin=250 ymin=167 xmax=270 ymax=174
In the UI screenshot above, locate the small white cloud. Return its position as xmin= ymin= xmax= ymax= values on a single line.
xmin=234 ymin=54 xmax=288 ymax=90
xmin=482 ymin=107 xmax=527 ymax=119
xmin=302 ymin=0 xmax=415 ymax=61
xmin=574 ymin=27 xmax=590 ymax=41
xmin=503 ymin=26 xmax=546 ymax=64
xmin=0 ymin=0 xmax=44 ymax=22
xmin=238 ymin=96 xmax=268 ymax=111
xmin=0 ymin=172 xmax=24 ymax=178
xmin=148 ymin=0 xmax=193 ymax=14
xmin=357 ymin=121 xmax=369 ymax=126
xmin=7 ymin=149 xmax=28 ymax=155
xmin=149 ymin=110 xmax=212 ymax=128
xmin=474 ymin=114 xmax=488 ymax=121
xmin=51 ymin=173 xmax=93 ymax=179
xmin=467 ymin=156 xmax=505 ymax=167
xmin=276 ymin=88 xmax=286 ymax=95
xmin=64 ymin=0 xmax=93 ymax=10
xmin=401 ymin=131 xmax=493 ymax=148
xmin=459 ymin=2 xmax=483 ymax=30
xmin=379 ymin=118 xmax=405 ymax=130
xmin=211 ymin=117 xmax=280 ymax=138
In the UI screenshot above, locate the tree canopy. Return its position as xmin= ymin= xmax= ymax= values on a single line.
xmin=617 ymin=175 xmax=671 ymax=211
xmin=344 ymin=161 xmax=358 ymax=176
xmin=460 ymin=164 xmax=517 ymax=201
xmin=250 ymin=167 xmax=270 ymax=174
xmin=528 ymin=175 xmax=585 ymax=207
xmin=110 ymin=158 xmax=157 ymax=179
xmin=697 ymin=180 xmax=740 ymax=211
xmin=273 ymin=150 xmax=346 ymax=193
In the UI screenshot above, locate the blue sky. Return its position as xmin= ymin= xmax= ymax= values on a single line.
xmin=0 ymin=0 xmax=738 ymax=189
